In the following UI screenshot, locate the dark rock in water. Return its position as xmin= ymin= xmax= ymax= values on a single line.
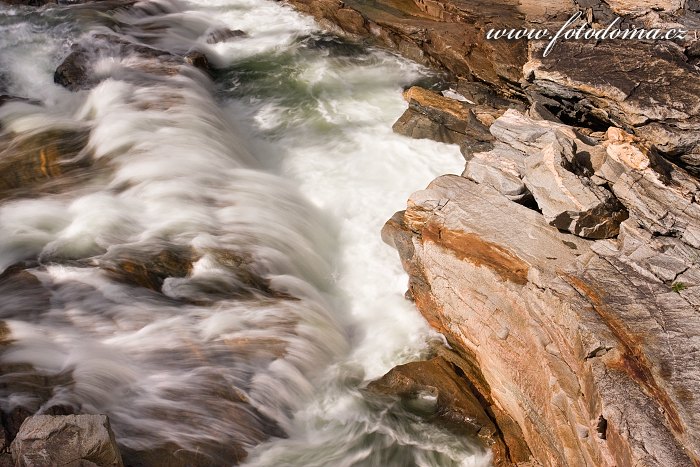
xmin=367 ymin=354 xmax=530 ymax=465
xmin=0 ymin=267 xmax=51 ymax=320
xmin=121 ymin=442 xmax=247 ymax=467
xmin=184 ymin=50 xmax=211 ymax=74
xmin=0 ymin=128 xmax=91 ymax=199
xmin=205 ymin=28 xmax=248 ymax=44
xmin=54 ymin=49 xmax=95 ymax=91
xmin=0 ymin=95 xmax=17 ymax=107
xmin=300 ymin=34 xmax=366 ymax=57
xmin=368 ymin=356 xmax=490 ymax=436
xmin=101 ymin=245 xmax=197 ymax=292
xmin=54 ymin=34 xmax=212 ymax=92
xmin=99 ymin=245 xmax=286 ymax=302
xmin=2 ymin=0 xmax=132 ymax=6
xmin=10 ymin=414 xmax=123 ymax=467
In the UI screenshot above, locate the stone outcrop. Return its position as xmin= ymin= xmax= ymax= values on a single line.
xmin=383 ymin=169 xmax=699 ymax=466
xmin=393 ymin=86 xmax=496 ymax=148
xmin=524 ymin=40 xmax=700 ymax=175
xmin=11 ymin=414 xmax=123 ymax=466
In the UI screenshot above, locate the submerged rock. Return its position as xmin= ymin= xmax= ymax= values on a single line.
xmin=10 ymin=414 xmax=123 ymax=467
xmin=0 ymin=128 xmax=92 ymax=199
xmin=367 ymin=354 xmax=529 ymax=465
xmin=54 ymin=34 xmax=211 ymax=92
xmin=205 ymin=28 xmax=248 ymax=44
xmin=0 ymin=0 xmax=56 ymax=5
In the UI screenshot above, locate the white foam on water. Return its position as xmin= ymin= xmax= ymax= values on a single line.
xmin=0 ymin=0 xmax=491 ymax=465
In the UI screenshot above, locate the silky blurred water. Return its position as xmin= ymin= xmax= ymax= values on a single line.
xmin=0 ymin=0 xmax=489 ymax=465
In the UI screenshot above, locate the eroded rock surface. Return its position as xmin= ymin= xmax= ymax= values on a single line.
xmin=380 ymin=81 xmax=700 ymax=466
xmin=384 ymin=171 xmax=699 ymax=466
xmin=393 ymin=86 xmax=496 ymax=147
xmin=10 ymin=414 xmax=123 ymax=467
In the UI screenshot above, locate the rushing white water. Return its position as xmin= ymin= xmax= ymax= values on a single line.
xmin=0 ymin=0 xmax=490 ymax=465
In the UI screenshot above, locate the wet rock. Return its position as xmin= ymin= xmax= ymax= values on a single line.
xmin=54 ymin=34 xmax=211 ymax=92
xmin=184 ymin=50 xmax=211 ymax=74
xmin=101 ymin=245 xmax=197 ymax=292
xmin=0 ymin=95 xmax=33 ymax=107
xmin=0 ymin=128 xmax=91 ymax=200
xmin=367 ymin=355 xmax=515 ymax=465
xmin=100 ymin=245 xmax=286 ymax=302
xmin=0 ymin=267 xmax=51 ymax=320
xmin=393 ymin=86 xmax=494 ymax=148
xmin=10 ymin=414 xmax=123 ymax=467
xmin=121 ymin=441 xmax=247 ymax=467
xmin=54 ymin=49 xmax=95 ymax=91
xmin=205 ymin=28 xmax=248 ymax=44
xmin=1 ymin=0 xmax=56 ymax=5
xmin=367 ymin=356 xmax=488 ymax=436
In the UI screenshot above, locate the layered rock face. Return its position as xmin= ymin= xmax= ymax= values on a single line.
xmin=283 ymin=0 xmax=700 ymax=465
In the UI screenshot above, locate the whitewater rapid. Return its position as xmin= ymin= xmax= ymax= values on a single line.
xmin=0 ymin=0 xmax=490 ymax=465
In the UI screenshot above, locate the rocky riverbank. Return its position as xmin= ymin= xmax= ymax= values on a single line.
xmin=283 ymin=0 xmax=700 ymax=466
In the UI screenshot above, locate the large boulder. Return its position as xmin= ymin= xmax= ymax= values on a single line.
xmin=10 ymin=414 xmax=123 ymax=467
xmin=384 ymin=173 xmax=699 ymax=466
xmin=392 ymin=86 xmax=496 ymax=148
